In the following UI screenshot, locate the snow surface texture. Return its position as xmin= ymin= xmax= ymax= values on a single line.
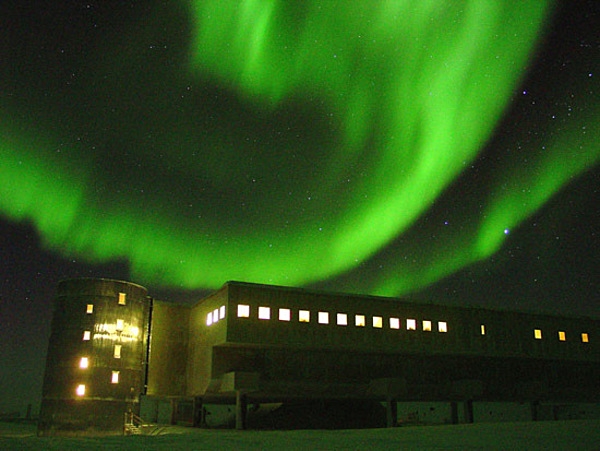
xmin=1 ymin=420 xmax=599 ymax=450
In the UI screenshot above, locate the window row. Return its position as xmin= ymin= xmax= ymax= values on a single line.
xmin=206 ymin=306 xmax=226 ymax=326
xmin=75 ymin=372 xmax=120 ymax=396
xmin=84 ymin=293 xmax=127 ymax=314
xmin=533 ymin=329 xmax=589 ymax=343
xmin=234 ymin=304 xmax=448 ymax=332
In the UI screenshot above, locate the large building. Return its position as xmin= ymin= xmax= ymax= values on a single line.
xmin=38 ymin=278 xmax=600 ymax=435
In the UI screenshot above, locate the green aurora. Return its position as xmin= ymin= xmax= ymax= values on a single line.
xmin=1 ymin=0 xmax=598 ymax=295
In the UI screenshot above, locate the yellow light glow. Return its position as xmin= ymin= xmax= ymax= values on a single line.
xmin=79 ymin=357 xmax=89 ymax=369
xmin=258 ymin=306 xmax=271 ymax=320
xmin=279 ymin=308 xmax=291 ymax=321
xmin=389 ymin=317 xmax=400 ymax=329
xmin=423 ymin=320 xmax=432 ymax=331
xmin=318 ymin=311 xmax=329 ymax=324
xmin=373 ymin=316 xmax=383 ymax=328
xmin=582 ymin=333 xmax=589 ymax=343
xmin=114 ymin=344 xmax=122 ymax=358
xmin=337 ymin=313 xmax=348 ymax=326
xmin=116 ymin=319 xmax=124 ymax=331
xmin=118 ymin=292 xmax=126 ymax=305
xmin=237 ymin=304 xmax=250 ymax=318
xmin=534 ymin=329 xmax=542 ymax=340
xmin=480 ymin=324 xmax=486 ymax=335
xmin=83 ymin=331 xmax=91 ymax=341
xmin=86 ymin=304 xmax=94 ymax=314
xmin=299 ymin=310 xmax=310 ymax=322
xmin=355 ymin=315 xmax=365 ymax=327
xmin=407 ymin=319 xmax=416 ymax=330
xmin=111 ymin=371 xmax=120 ymax=384
xmin=76 ymin=384 xmax=86 ymax=396
xmin=438 ymin=321 xmax=448 ymax=333
xmin=558 ymin=331 xmax=566 ymax=341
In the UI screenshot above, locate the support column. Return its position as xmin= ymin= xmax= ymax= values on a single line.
xmin=235 ymin=390 xmax=247 ymax=430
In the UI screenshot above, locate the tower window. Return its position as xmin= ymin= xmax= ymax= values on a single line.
xmin=237 ymin=304 xmax=250 ymax=318
xmin=407 ymin=319 xmax=416 ymax=330
xmin=258 ymin=306 xmax=271 ymax=320
xmin=337 ymin=313 xmax=348 ymax=326
xmin=438 ymin=321 xmax=448 ymax=333
xmin=389 ymin=317 xmax=400 ymax=330
xmin=114 ymin=344 xmax=122 ymax=359
xmin=299 ymin=310 xmax=310 ymax=323
xmin=534 ymin=329 xmax=542 ymax=340
xmin=423 ymin=320 xmax=432 ymax=332
xmin=279 ymin=308 xmax=291 ymax=321
xmin=206 ymin=311 xmax=213 ymax=326
xmin=116 ymin=319 xmax=124 ymax=331
xmin=111 ymin=371 xmax=120 ymax=384
xmin=86 ymin=304 xmax=94 ymax=314
xmin=83 ymin=331 xmax=91 ymax=341
xmin=480 ymin=325 xmax=486 ymax=335
xmin=79 ymin=357 xmax=89 ymax=369
xmin=76 ymin=384 xmax=86 ymax=397
xmin=355 ymin=315 xmax=366 ymax=327
xmin=582 ymin=333 xmax=589 ymax=343
xmin=318 ymin=311 xmax=329 ymax=324
xmin=118 ymin=293 xmax=126 ymax=305
xmin=558 ymin=331 xmax=566 ymax=341
xmin=373 ymin=316 xmax=383 ymax=328
xmin=219 ymin=305 xmax=226 ymax=319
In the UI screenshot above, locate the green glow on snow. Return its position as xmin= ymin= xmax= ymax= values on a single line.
xmin=1 ymin=0 xmax=598 ymax=295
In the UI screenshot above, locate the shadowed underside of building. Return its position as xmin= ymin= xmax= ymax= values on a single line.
xmin=39 ymin=279 xmax=600 ymax=435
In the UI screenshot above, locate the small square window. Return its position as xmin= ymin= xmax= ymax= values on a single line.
xmin=337 ymin=313 xmax=348 ymax=326
xmin=582 ymin=333 xmax=589 ymax=343
xmin=86 ymin=304 xmax=94 ymax=314
xmin=258 ymin=306 xmax=271 ymax=320
xmin=83 ymin=331 xmax=91 ymax=341
xmin=558 ymin=331 xmax=566 ymax=341
xmin=407 ymin=319 xmax=416 ymax=331
xmin=206 ymin=311 xmax=213 ymax=326
xmin=76 ymin=384 xmax=86 ymax=397
xmin=373 ymin=316 xmax=383 ymax=328
xmin=219 ymin=305 xmax=226 ymax=319
xmin=118 ymin=293 xmax=126 ymax=305
xmin=318 ymin=311 xmax=329 ymax=324
xmin=438 ymin=321 xmax=448 ymax=333
xmin=79 ymin=357 xmax=89 ymax=369
xmin=114 ymin=344 xmax=122 ymax=359
xmin=480 ymin=324 xmax=486 ymax=335
xmin=116 ymin=319 xmax=124 ymax=331
xmin=355 ymin=315 xmax=366 ymax=327
xmin=299 ymin=310 xmax=310 ymax=322
xmin=534 ymin=329 xmax=542 ymax=340
xmin=279 ymin=308 xmax=291 ymax=321
xmin=237 ymin=304 xmax=250 ymax=318
xmin=423 ymin=320 xmax=432 ymax=332
xmin=111 ymin=371 xmax=120 ymax=384
xmin=389 ymin=317 xmax=400 ymax=329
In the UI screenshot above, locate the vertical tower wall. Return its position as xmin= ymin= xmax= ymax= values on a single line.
xmin=38 ymin=278 xmax=150 ymax=436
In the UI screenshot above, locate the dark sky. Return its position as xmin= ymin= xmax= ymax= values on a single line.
xmin=0 ymin=1 xmax=598 ymax=415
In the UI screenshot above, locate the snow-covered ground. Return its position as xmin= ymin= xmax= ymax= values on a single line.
xmin=1 ymin=420 xmax=599 ymax=450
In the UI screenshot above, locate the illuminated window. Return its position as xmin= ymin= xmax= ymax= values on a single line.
xmin=534 ymin=329 xmax=542 ymax=340
xmin=373 ymin=316 xmax=383 ymax=328
xmin=258 ymin=306 xmax=271 ymax=320
xmin=111 ymin=371 xmax=120 ymax=384
xmin=423 ymin=320 xmax=432 ymax=332
xmin=206 ymin=311 xmax=213 ymax=326
xmin=299 ymin=310 xmax=310 ymax=322
xmin=76 ymin=384 xmax=86 ymax=397
xmin=219 ymin=305 xmax=226 ymax=319
xmin=337 ymin=313 xmax=348 ymax=326
xmin=237 ymin=304 xmax=250 ymax=318
xmin=407 ymin=319 xmax=416 ymax=331
xmin=79 ymin=357 xmax=89 ymax=369
xmin=83 ymin=331 xmax=91 ymax=341
xmin=438 ymin=321 xmax=448 ymax=333
xmin=116 ymin=319 xmax=124 ymax=331
xmin=279 ymin=308 xmax=291 ymax=321
xmin=114 ymin=344 xmax=122 ymax=359
xmin=318 ymin=311 xmax=329 ymax=324
xmin=389 ymin=317 xmax=400 ymax=330
xmin=355 ymin=315 xmax=366 ymax=327
xmin=86 ymin=304 xmax=94 ymax=314
xmin=213 ymin=308 xmax=219 ymax=323
xmin=558 ymin=331 xmax=566 ymax=341
xmin=582 ymin=333 xmax=589 ymax=343
xmin=480 ymin=324 xmax=486 ymax=335
xmin=130 ymin=326 xmax=139 ymax=337
xmin=118 ymin=293 xmax=126 ymax=305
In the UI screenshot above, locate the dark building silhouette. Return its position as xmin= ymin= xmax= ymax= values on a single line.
xmin=38 ymin=278 xmax=600 ymax=435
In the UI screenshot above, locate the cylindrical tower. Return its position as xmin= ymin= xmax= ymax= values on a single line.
xmin=38 ymin=278 xmax=151 ymax=436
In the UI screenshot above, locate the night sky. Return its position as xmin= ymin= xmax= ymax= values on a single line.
xmin=1 ymin=1 xmax=598 ymax=415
